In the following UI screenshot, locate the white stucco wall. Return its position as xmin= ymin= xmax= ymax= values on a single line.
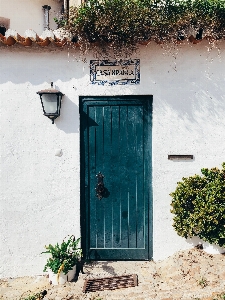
xmin=0 ymin=0 xmax=63 ymax=34
xmin=0 ymin=41 xmax=225 ymax=278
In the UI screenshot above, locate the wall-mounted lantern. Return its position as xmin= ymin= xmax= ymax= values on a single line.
xmin=37 ymin=83 xmax=64 ymax=124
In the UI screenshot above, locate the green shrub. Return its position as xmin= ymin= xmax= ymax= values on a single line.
xmin=170 ymin=163 xmax=225 ymax=247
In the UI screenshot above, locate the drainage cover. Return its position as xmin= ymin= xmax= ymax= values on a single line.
xmin=83 ymin=274 xmax=138 ymax=293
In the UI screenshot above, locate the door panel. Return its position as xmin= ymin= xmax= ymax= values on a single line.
xmin=80 ymin=96 xmax=152 ymax=260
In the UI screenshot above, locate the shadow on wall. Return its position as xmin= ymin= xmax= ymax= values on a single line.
xmin=0 ymin=50 xmax=88 ymax=85
xmin=139 ymin=41 xmax=225 ymax=129
xmin=155 ymin=81 xmax=225 ymax=133
xmin=0 ymin=50 xmax=86 ymax=133
xmin=54 ymin=95 xmax=79 ymax=134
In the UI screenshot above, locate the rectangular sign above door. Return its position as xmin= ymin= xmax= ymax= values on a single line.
xmin=90 ymin=59 xmax=140 ymax=85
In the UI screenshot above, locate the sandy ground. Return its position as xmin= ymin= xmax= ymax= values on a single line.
xmin=1 ymin=248 xmax=225 ymax=300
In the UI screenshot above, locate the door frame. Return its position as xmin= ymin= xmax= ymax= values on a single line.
xmin=79 ymin=95 xmax=153 ymax=260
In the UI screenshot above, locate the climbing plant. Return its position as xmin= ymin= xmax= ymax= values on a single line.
xmin=55 ymin=0 xmax=225 ymax=55
xmin=170 ymin=163 xmax=225 ymax=248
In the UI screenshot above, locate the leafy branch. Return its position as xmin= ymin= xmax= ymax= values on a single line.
xmin=54 ymin=0 xmax=225 ymax=55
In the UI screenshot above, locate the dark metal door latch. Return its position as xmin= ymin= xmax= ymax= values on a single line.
xmin=95 ymin=172 xmax=105 ymax=200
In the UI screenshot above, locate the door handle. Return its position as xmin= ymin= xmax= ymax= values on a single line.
xmin=95 ymin=172 xmax=105 ymax=200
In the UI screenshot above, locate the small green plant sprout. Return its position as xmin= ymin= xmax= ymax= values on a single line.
xmin=42 ymin=235 xmax=82 ymax=275
xmin=20 ymin=290 xmax=47 ymax=300
xmin=198 ymin=277 xmax=208 ymax=288
xmin=214 ymin=293 xmax=225 ymax=300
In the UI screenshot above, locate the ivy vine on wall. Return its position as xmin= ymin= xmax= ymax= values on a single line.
xmin=170 ymin=163 xmax=225 ymax=248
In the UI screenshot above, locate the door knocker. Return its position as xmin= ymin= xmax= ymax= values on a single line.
xmin=95 ymin=172 xmax=105 ymax=200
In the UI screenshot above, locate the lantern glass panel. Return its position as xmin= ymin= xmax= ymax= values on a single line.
xmin=42 ymin=94 xmax=59 ymax=114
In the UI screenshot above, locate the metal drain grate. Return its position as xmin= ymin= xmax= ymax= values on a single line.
xmin=83 ymin=274 xmax=138 ymax=293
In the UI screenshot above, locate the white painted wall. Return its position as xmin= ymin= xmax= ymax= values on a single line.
xmin=0 ymin=41 xmax=225 ymax=278
xmin=0 ymin=0 xmax=63 ymax=34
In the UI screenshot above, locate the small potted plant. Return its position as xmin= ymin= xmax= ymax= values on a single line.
xmin=42 ymin=235 xmax=82 ymax=285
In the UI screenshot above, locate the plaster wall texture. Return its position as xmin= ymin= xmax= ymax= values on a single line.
xmin=70 ymin=0 xmax=82 ymax=7
xmin=0 ymin=0 xmax=63 ymax=35
xmin=0 ymin=41 xmax=225 ymax=278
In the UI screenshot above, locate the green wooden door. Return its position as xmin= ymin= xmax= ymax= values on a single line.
xmin=80 ymin=96 xmax=152 ymax=260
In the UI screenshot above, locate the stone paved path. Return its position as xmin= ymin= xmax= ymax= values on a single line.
xmin=1 ymin=248 xmax=225 ymax=300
